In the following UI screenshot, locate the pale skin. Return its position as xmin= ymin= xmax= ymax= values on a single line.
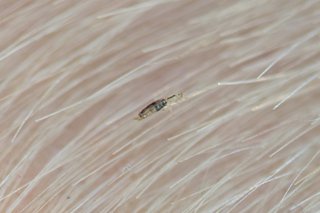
xmin=0 ymin=1 xmax=320 ymax=212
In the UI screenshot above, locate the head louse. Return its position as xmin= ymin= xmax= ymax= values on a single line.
xmin=135 ymin=93 xmax=183 ymax=120
xmin=137 ymin=99 xmax=167 ymax=119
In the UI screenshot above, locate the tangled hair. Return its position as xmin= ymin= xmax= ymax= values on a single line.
xmin=1 ymin=0 xmax=320 ymax=212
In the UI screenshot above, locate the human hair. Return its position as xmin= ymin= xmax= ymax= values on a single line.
xmin=1 ymin=1 xmax=319 ymax=212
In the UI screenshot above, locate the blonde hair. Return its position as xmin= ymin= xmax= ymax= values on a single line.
xmin=1 ymin=0 xmax=320 ymax=212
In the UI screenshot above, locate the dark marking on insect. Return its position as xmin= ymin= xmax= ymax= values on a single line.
xmin=137 ymin=99 xmax=167 ymax=120
xmin=135 ymin=93 xmax=183 ymax=120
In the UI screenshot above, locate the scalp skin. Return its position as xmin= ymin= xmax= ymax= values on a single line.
xmin=0 ymin=0 xmax=320 ymax=212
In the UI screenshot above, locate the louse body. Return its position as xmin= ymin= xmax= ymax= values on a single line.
xmin=138 ymin=99 xmax=167 ymax=119
xmin=136 ymin=93 xmax=183 ymax=120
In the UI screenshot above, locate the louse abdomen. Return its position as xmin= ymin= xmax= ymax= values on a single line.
xmin=138 ymin=99 xmax=167 ymax=119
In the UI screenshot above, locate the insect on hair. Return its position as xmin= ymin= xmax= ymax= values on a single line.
xmin=135 ymin=93 xmax=183 ymax=120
